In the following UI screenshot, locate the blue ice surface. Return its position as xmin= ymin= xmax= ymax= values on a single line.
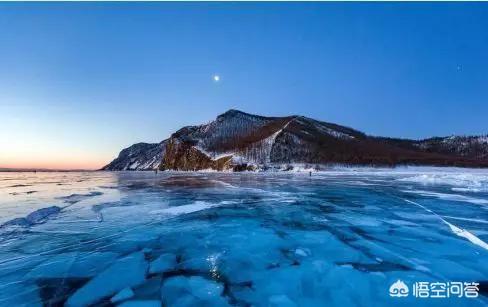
xmin=1 ymin=205 xmax=61 ymax=228
xmin=111 ymin=287 xmax=135 ymax=303
xmin=0 ymin=168 xmax=487 ymax=306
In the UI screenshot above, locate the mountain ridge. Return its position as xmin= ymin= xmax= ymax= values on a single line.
xmin=102 ymin=110 xmax=488 ymax=171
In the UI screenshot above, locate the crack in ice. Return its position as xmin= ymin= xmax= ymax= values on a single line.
xmin=402 ymin=198 xmax=488 ymax=251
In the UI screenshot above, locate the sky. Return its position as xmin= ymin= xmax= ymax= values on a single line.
xmin=1 ymin=2 xmax=487 ymax=170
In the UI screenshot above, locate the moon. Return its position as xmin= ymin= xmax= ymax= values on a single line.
xmin=213 ymin=75 xmax=220 ymax=82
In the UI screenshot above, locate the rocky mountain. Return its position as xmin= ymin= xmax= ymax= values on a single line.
xmin=103 ymin=142 xmax=166 ymax=171
xmin=102 ymin=110 xmax=488 ymax=171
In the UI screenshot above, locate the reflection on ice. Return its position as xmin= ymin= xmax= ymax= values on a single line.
xmin=0 ymin=169 xmax=487 ymax=306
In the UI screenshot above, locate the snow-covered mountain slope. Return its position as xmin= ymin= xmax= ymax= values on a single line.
xmin=102 ymin=110 xmax=488 ymax=171
xmin=102 ymin=142 xmax=166 ymax=171
xmin=415 ymin=135 xmax=488 ymax=159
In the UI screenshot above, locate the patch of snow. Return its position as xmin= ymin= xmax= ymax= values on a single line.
xmin=129 ymin=161 xmax=140 ymax=170
xmin=193 ymin=145 xmax=234 ymax=161
xmin=476 ymin=135 xmax=488 ymax=144
xmin=395 ymin=170 xmax=488 ymax=192
xmin=296 ymin=117 xmax=354 ymax=139
xmin=240 ymin=118 xmax=295 ymax=165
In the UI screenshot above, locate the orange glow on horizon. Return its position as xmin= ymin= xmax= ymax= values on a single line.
xmin=0 ymin=153 xmax=112 ymax=170
xmin=0 ymin=160 xmax=107 ymax=170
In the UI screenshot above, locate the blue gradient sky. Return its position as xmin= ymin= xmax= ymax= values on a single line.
xmin=1 ymin=3 xmax=487 ymax=169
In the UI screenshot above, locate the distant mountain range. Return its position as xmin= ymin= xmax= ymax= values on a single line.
xmin=103 ymin=110 xmax=488 ymax=171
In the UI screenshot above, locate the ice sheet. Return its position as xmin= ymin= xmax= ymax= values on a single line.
xmin=0 ymin=170 xmax=487 ymax=306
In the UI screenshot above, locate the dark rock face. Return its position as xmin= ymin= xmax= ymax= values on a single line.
xmin=161 ymin=139 xmax=234 ymax=171
xmin=102 ymin=110 xmax=488 ymax=171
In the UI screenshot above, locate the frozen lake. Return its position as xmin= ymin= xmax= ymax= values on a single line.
xmin=0 ymin=168 xmax=487 ymax=306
